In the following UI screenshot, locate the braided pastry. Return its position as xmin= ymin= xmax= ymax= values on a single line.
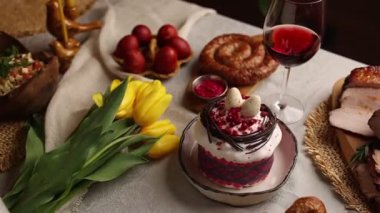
xmin=199 ymin=34 xmax=278 ymax=86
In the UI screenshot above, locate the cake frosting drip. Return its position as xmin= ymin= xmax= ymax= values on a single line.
xmin=200 ymin=97 xmax=277 ymax=152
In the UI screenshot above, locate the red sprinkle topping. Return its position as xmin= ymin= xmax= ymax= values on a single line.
xmin=209 ymin=100 xmax=269 ymax=136
xmin=194 ymin=79 xmax=226 ymax=99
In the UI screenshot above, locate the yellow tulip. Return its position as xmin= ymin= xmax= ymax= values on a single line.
xmin=92 ymin=92 xmax=104 ymax=107
xmin=134 ymin=81 xmax=151 ymax=103
xmin=133 ymin=80 xmax=172 ymax=126
xmin=110 ymin=79 xmax=122 ymax=92
xmin=140 ymin=119 xmax=176 ymax=137
xmin=148 ymin=134 xmax=180 ymax=159
xmin=115 ymin=80 xmax=143 ymax=119
xmin=134 ymin=81 xmax=165 ymax=106
xmin=91 ymin=79 xmax=123 ymax=108
xmin=108 ymin=79 xmax=144 ymax=119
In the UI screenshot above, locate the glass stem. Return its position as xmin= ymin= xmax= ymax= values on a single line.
xmin=278 ymin=66 xmax=291 ymax=110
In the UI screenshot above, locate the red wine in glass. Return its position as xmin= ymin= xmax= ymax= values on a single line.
xmin=264 ymin=24 xmax=321 ymax=67
xmin=263 ymin=0 xmax=324 ymax=124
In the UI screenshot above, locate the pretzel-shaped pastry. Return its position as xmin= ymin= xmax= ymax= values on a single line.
xmin=199 ymin=34 xmax=278 ymax=86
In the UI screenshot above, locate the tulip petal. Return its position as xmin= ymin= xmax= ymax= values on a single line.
xmin=134 ymin=82 xmax=151 ymax=104
xmin=134 ymin=93 xmax=172 ymax=126
xmin=110 ymin=79 xmax=122 ymax=92
xmin=140 ymin=119 xmax=176 ymax=137
xmin=136 ymin=81 xmax=166 ymax=104
xmin=119 ymin=80 xmax=142 ymax=110
xmin=115 ymin=108 xmax=133 ymax=119
xmin=148 ymin=134 xmax=180 ymax=159
xmin=134 ymin=82 xmax=166 ymax=125
xmin=92 ymin=93 xmax=104 ymax=107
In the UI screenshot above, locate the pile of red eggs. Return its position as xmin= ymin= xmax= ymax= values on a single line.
xmin=113 ymin=24 xmax=192 ymax=75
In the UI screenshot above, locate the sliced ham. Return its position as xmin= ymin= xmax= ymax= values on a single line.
xmin=329 ymin=107 xmax=374 ymax=136
xmin=329 ymin=87 xmax=380 ymax=136
xmin=340 ymin=88 xmax=380 ymax=111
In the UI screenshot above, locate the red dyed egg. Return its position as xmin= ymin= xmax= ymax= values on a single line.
xmin=168 ymin=36 xmax=191 ymax=60
xmin=132 ymin=25 xmax=152 ymax=46
xmin=157 ymin=24 xmax=178 ymax=46
xmin=153 ymin=46 xmax=178 ymax=74
xmin=114 ymin=35 xmax=139 ymax=58
xmin=122 ymin=50 xmax=146 ymax=73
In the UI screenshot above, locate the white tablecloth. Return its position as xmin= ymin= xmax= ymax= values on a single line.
xmin=3 ymin=0 xmax=366 ymax=212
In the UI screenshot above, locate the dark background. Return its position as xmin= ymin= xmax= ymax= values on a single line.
xmin=185 ymin=0 xmax=380 ymax=65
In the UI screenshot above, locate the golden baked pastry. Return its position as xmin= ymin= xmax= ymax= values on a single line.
xmin=199 ymin=34 xmax=278 ymax=86
xmin=286 ymin=196 xmax=327 ymax=213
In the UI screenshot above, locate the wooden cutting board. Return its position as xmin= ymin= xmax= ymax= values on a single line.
xmin=331 ymin=79 xmax=369 ymax=163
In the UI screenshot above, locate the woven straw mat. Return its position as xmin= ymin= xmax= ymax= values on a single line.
xmin=304 ymin=99 xmax=372 ymax=212
xmin=0 ymin=120 xmax=28 ymax=172
xmin=0 ymin=0 xmax=95 ymax=37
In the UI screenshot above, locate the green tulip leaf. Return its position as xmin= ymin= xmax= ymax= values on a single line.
xmin=3 ymin=124 xmax=44 ymax=207
xmin=3 ymin=79 xmax=162 ymax=212
xmin=129 ymin=141 xmax=156 ymax=157
xmin=85 ymin=153 xmax=147 ymax=182
xmin=73 ymin=80 xmax=129 ymax=135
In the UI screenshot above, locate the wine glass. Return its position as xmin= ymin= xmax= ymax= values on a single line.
xmin=263 ymin=0 xmax=324 ymax=124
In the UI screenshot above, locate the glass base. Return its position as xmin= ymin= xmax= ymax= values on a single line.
xmin=263 ymin=94 xmax=304 ymax=125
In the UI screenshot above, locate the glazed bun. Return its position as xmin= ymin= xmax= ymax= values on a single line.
xmin=286 ymin=196 xmax=327 ymax=213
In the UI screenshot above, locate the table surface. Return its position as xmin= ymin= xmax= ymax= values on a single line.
xmin=77 ymin=4 xmax=363 ymax=213
xmin=3 ymin=0 xmax=367 ymax=212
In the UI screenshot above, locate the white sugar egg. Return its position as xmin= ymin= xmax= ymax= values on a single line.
xmin=241 ymin=95 xmax=261 ymax=117
xmin=225 ymin=87 xmax=243 ymax=109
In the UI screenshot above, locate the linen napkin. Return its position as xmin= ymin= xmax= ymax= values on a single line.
xmin=45 ymin=0 xmax=215 ymax=151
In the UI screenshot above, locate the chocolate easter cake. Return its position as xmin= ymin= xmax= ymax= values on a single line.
xmin=193 ymin=88 xmax=281 ymax=189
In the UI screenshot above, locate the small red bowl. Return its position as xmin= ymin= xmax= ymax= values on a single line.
xmin=192 ymin=75 xmax=228 ymax=101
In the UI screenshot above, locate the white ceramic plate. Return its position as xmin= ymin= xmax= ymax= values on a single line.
xmin=178 ymin=117 xmax=297 ymax=206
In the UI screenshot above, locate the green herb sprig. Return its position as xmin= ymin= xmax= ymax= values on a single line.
xmin=3 ymin=80 xmax=158 ymax=212
xmin=349 ymin=144 xmax=370 ymax=168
